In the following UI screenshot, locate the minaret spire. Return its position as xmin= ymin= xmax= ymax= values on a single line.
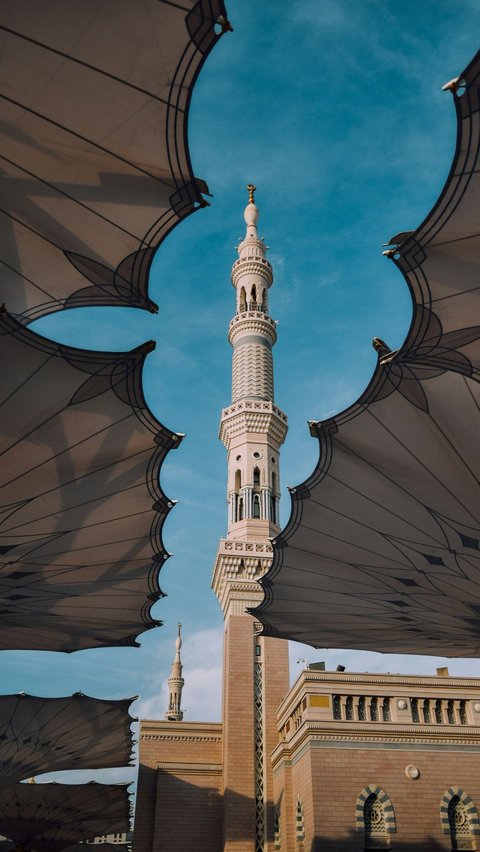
xmin=165 ymin=624 xmax=184 ymax=721
xmin=212 ymin=185 xmax=288 ymax=615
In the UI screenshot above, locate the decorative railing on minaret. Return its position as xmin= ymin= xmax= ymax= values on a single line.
xmin=212 ymin=185 xmax=288 ymax=618
xmin=165 ymin=624 xmax=184 ymax=721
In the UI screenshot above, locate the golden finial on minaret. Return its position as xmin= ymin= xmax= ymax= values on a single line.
xmin=247 ymin=184 xmax=256 ymax=204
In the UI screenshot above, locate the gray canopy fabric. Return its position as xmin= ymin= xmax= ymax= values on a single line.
xmin=253 ymin=49 xmax=480 ymax=657
xmin=0 ymin=313 xmax=180 ymax=651
xmin=0 ymin=693 xmax=135 ymax=790
xmin=0 ymin=782 xmax=131 ymax=852
xmin=0 ymin=0 xmax=229 ymax=651
xmin=0 ymin=844 xmax=130 ymax=852
xmin=0 ymin=0 xmax=229 ymax=323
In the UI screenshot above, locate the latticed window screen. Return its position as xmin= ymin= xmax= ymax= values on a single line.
xmin=423 ymin=699 xmax=431 ymax=723
xmin=411 ymin=698 xmax=419 ymax=722
xmin=370 ymin=697 xmax=379 ymax=721
xmin=295 ymin=798 xmax=305 ymax=842
xmin=364 ymin=794 xmax=386 ymax=836
xmin=358 ymin=696 xmax=366 ymax=720
xmin=447 ymin=700 xmax=456 ymax=725
xmin=382 ymin=698 xmax=391 ymax=721
xmin=333 ymin=695 xmax=341 ymax=720
xmin=346 ymin=696 xmax=354 ymax=720
xmin=254 ymin=661 xmax=265 ymax=852
xmin=448 ymin=796 xmax=471 ymax=837
xmin=435 ymin=699 xmax=443 ymax=723
xmin=460 ymin=701 xmax=468 ymax=725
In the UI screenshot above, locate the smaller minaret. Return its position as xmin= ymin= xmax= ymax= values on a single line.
xmin=165 ymin=624 xmax=184 ymax=721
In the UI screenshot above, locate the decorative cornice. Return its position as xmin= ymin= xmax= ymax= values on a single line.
xmin=222 ymin=399 xmax=287 ymax=423
xmin=219 ymin=540 xmax=273 ymax=555
xmin=273 ymin=719 xmax=480 ymax=763
xmin=142 ymin=733 xmax=222 ymax=742
xmin=297 ymin=670 xmax=480 ymax=691
xmin=272 ymin=725 xmax=480 ymax=772
xmin=211 ymin=539 xmax=272 ymax=612
xmin=156 ymin=761 xmax=223 ymax=776
xmin=219 ymin=403 xmax=288 ymax=447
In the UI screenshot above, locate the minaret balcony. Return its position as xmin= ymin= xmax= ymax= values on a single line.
xmin=231 ymin=256 xmax=273 ymax=288
xmin=229 ymin=311 xmax=277 ymax=346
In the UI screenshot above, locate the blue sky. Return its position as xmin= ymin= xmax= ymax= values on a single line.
xmin=3 ymin=0 xmax=480 ymax=784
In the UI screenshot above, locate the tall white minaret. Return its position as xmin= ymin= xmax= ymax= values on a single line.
xmin=165 ymin=624 xmax=184 ymax=721
xmin=220 ymin=185 xmax=287 ymax=542
xmin=212 ymin=187 xmax=290 ymax=852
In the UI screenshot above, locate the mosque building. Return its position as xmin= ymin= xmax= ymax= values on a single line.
xmin=133 ymin=189 xmax=480 ymax=852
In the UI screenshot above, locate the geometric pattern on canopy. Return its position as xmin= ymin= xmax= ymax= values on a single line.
xmin=0 ymin=314 xmax=180 ymax=651
xmin=253 ymin=49 xmax=480 ymax=657
xmin=0 ymin=782 xmax=131 ymax=852
xmin=0 ymin=0 xmax=230 ymax=323
xmin=0 ymin=693 xmax=135 ymax=790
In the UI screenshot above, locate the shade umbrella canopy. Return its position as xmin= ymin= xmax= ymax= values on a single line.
xmin=67 ymin=844 xmax=130 ymax=852
xmin=0 ymin=0 xmax=229 ymax=323
xmin=0 ymin=843 xmax=130 ymax=852
xmin=0 ymin=693 xmax=135 ymax=790
xmin=253 ymin=49 xmax=480 ymax=657
xmin=0 ymin=313 xmax=181 ymax=651
xmin=0 ymin=0 xmax=230 ymax=652
xmin=0 ymin=782 xmax=131 ymax=852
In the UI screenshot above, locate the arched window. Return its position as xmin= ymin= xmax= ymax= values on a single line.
xmin=272 ymin=471 xmax=277 ymax=493
xmin=440 ymin=787 xmax=480 ymax=849
xmin=382 ymin=697 xmax=391 ymax=722
xmin=238 ymin=497 xmax=244 ymax=520
xmin=449 ymin=796 xmax=471 ymax=842
xmin=251 ymin=284 xmax=257 ymax=307
xmin=355 ymin=786 xmax=396 ymax=848
xmin=460 ymin=700 xmax=468 ymax=725
xmin=447 ymin=700 xmax=456 ymax=725
xmin=364 ymin=794 xmax=386 ymax=845
xmin=235 ymin=469 xmax=241 ymax=492
xmin=370 ymin=697 xmax=378 ymax=721
xmin=346 ymin=696 xmax=354 ymax=720
xmin=253 ymin=467 xmax=260 ymax=488
xmin=423 ymin=698 xmax=431 ymax=723
xmin=270 ymin=495 xmax=276 ymax=524
xmin=253 ymin=494 xmax=260 ymax=518
xmin=435 ymin=699 xmax=443 ymax=724
xmin=239 ymin=287 xmax=246 ymax=312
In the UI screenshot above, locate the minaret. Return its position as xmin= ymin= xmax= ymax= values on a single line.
xmin=165 ymin=624 xmax=184 ymax=722
xmin=212 ymin=187 xmax=290 ymax=852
